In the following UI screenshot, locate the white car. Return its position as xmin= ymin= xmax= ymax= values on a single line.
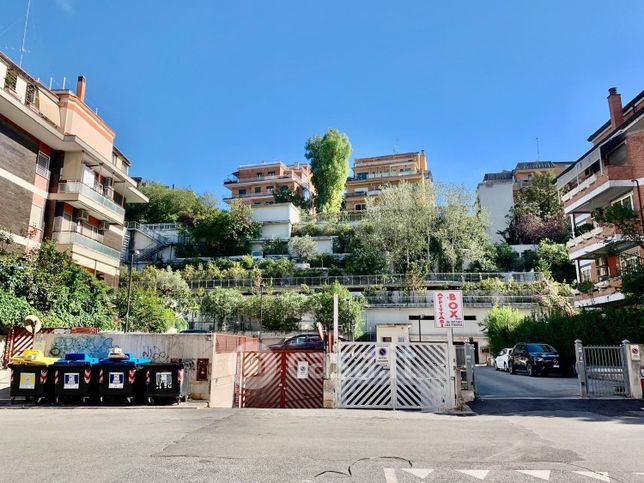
xmin=494 ymin=348 xmax=513 ymax=372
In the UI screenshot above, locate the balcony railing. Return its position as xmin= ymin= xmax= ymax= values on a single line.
xmin=58 ymin=181 xmax=125 ymax=217
xmin=189 ymin=272 xmax=545 ymax=290
xmin=53 ymin=231 xmax=120 ymax=260
xmin=363 ymin=292 xmax=541 ymax=308
xmin=347 ymin=169 xmax=423 ymax=182
xmin=225 ymin=174 xmax=310 ymax=187
xmin=561 ymin=173 xmax=598 ymax=202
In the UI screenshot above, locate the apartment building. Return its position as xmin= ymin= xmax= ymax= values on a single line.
xmin=556 ymin=87 xmax=644 ymax=307
xmin=224 ymin=161 xmax=314 ymax=206
xmin=0 ymin=51 xmax=147 ymax=286
xmin=477 ymin=161 xmax=572 ymax=244
xmin=344 ymin=151 xmax=431 ymax=211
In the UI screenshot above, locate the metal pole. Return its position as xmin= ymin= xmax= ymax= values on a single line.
xmin=575 ymin=339 xmax=588 ymax=398
xmin=259 ymin=284 xmax=264 ymax=328
xmin=333 ymin=293 xmax=339 ymax=353
xmin=446 ymin=327 xmax=456 ymax=409
xmin=124 ymin=250 xmax=135 ymax=333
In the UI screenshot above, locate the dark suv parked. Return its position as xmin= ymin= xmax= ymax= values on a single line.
xmin=269 ymin=334 xmax=325 ymax=351
xmin=509 ymin=343 xmax=561 ymax=376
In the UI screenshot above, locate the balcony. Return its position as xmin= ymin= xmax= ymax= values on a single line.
xmin=567 ymin=225 xmax=640 ymax=260
xmin=51 ymin=181 xmax=125 ymax=224
xmin=347 ymin=169 xmax=428 ymax=182
xmin=562 ymin=166 xmax=635 ymax=215
xmin=53 ymin=231 xmax=121 ymax=261
xmin=225 ymin=174 xmax=309 ymax=188
xmin=575 ymin=277 xmax=624 ymax=308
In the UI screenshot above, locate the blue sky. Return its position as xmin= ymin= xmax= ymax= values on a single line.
xmin=2 ymin=1 xmax=643 ymax=203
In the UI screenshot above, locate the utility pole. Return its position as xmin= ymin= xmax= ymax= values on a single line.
xmin=124 ymin=249 xmax=139 ymax=332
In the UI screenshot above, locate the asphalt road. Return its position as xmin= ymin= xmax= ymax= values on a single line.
xmin=474 ymin=366 xmax=580 ymax=399
xmin=1 ymin=405 xmax=644 ymax=482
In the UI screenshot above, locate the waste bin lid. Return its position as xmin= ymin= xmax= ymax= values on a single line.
xmin=97 ymin=355 xmax=151 ymax=365
xmin=9 ymin=349 xmax=59 ymax=366
xmin=53 ymin=353 xmax=99 ymax=365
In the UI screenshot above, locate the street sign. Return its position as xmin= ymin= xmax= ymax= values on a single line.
xmin=296 ymin=360 xmax=309 ymax=379
xmin=631 ymin=346 xmax=641 ymax=361
xmin=433 ymin=290 xmax=464 ymax=328
xmin=375 ymin=345 xmax=390 ymax=368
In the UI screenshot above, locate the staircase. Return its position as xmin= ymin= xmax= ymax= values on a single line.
xmin=122 ymin=222 xmax=177 ymax=264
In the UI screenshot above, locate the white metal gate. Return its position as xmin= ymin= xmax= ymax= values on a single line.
xmin=338 ymin=342 xmax=450 ymax=410
xmin=576 ymin=340 xmax=629 ymax=398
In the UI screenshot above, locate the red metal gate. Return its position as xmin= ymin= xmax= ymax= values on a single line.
xmin=236 ymin=350 xmax=324 ymax=408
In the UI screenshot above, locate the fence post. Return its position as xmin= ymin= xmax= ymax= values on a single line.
xmin=575 ymin=339 xmax=588 ymax=398
xmin=465 ymin=343 xmax=475 ymax=391
xmin=621 ymin=339 xmax=637 ymax=398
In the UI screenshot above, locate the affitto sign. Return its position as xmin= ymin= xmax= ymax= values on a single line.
xmin=433 ymin=290 xmax=464 ymax=328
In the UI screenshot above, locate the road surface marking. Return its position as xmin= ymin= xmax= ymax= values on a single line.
xmin=517 ymin=470 xmax=551 ymax=481
xmin=457 ymin=470 xmax=489 ymax=480
xmin=384 ymin=468 xmax=399 ymax=483
xmin=402 ymin=468 xmax=434 ymax=479
xmin=572 ymin=471 xmax=610 ymax=482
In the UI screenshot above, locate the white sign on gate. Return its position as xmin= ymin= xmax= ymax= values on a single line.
xmin=296 ymin=361 xmax=309 ymax=379
xmin=375 ymin=345 xmax=390 ymax=368
xmin=433 ymin=290 xmax=464 ymax=328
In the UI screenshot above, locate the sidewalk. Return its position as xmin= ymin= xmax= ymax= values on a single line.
xmin=0 ymin=368 xmax=10 ymax=401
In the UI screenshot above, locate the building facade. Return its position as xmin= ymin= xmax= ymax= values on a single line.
xmin=556 ymin=87 xmax=644 ymax=307
xmin=344 ymin=151 xmax=431 ymax=211
xmin=0 ymin=51 xmax=147 ymax=286
xmin=224 ymin=161 xmax=314 ymax=206
xmin=477 ymin=161 xmax=572 ymax=244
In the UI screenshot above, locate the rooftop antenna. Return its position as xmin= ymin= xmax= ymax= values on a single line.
xmin=393 ymin=138 xmax=399 ymax=154
xmin=19 ymin=0 xmax=32 ymax=67
xmin=535 ymin=137 xmax=541 ymax=161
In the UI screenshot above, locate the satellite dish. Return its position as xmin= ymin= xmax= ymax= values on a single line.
xmin=24 ymin=315 xmax=42 ymax=334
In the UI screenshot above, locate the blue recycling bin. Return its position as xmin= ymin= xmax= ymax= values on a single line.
xmin=95 ymin=354 xmax=151 ymax=404
xmin=52 ymin=353 xmax=99 ymax=404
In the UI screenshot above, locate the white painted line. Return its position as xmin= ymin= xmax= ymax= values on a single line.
xmin=384 ymin=468 xmax=399 ymax=483
xmin=633 ymin=474 xmax=644 ymax=478
xmin=517 ymin=470 xmax=551 ymax=481
xmin=457 ymin=470 xmax=489 ymax=480
xmin=402 ymin=468 xmax=434 ymax=479
xmin=572 ymin=471 xmax=610 ymax=482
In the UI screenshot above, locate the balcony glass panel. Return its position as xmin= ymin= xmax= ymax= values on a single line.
xmin=58 ymin=181 xmax=125 ymax=217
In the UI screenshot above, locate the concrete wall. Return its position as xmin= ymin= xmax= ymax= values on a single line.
xmin=261 ymin=223 xmax=291 ymax=240
xmin=250 ymin=203 xmax=299 ymax=224
xmin=311 ymin=236 xmax=334 ymax=255
xmin=477 ymin=180 xmax=514 ymax=244
xmin=34 ymin=332 xmax=217 ymax=400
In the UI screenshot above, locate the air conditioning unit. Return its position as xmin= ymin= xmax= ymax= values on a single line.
xmin=99 ymin=220 xmax=111 ymax=231
xmin=76 ymin=209 xmax=89 ymax=222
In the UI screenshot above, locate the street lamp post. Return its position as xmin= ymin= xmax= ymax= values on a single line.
xmin=124 ymin=249 xmax=139 ymax=333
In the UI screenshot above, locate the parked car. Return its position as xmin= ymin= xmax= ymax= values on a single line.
xmin=494 ymin=348 xmax=513 ymax=372
xmin=269 ymin=334 xmax=325 ymax=351
xmin=509 ymin=343 xmax=561 ymax=376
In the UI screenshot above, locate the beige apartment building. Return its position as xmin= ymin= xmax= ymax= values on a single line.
xmin=224 ymin=161 xmax=314 ymax=206
xmin=344 ymin=151 xmax=431 ymax=211
xmin=0 ymin=51 xmax=147 ymax=286
xmin=557 ymin=87 xmax=644 ymax=307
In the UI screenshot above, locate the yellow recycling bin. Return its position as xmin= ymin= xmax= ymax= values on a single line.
xmin=9 ymin=350 xmax=59 ymax=403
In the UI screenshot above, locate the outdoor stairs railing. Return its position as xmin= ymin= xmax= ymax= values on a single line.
xmin=123 ymin=222 xmax=178 ymax=263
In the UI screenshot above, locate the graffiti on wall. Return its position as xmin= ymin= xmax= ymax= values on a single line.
xmin=49 ymin=336 xmax=114 ymax=359
xmin=141 ymin=345 xmax=170 ymax=362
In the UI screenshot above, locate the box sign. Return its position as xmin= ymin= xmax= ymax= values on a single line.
xmin=108 ymin=372 xmax=124 ymax=389
xmin=19 ymin=372 xmax=36 ymax=390
xmin=156 ymin=372 xmax=173 ymax=389
xmin=433 ymin=290 xmax=464 ymax=328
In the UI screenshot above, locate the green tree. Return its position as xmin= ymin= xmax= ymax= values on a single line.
xmin=305 ymin=129 xmax=352 ymax=213
xmin=493 ymin=243 xmax=520 ymax=271
xmin=362 ymin=182 xmax=436 ymax=273
xmin=200 ymin=288 xmax=245 ymax=330
xmin=433 ymin=184 xmax=491 ymax=272
xmin=125 ymin=181 xmax=212 ymax=224
xmin=308 ymin=282 xmax=364 ymax=337
xmin=534 ymin=239 xmax=576 ymax=283
xmin=136 ymin=266 xmax=197 ymax=322
xmin=0 ymin=290 xmax=37 ymax=333
xmin=273 ymin=186 xmax=312 ymax=210
xmin=288 ymin=235 xmax=318 ymax=262
xmin=115 ymin=285 xmax=179 ymax=333
xmin=187 ymin=201 xmax=261 ymax=256
xmin=243 ymin=291 xmax=308 ymax=331
xmin=480 ymin=305 xmax=525 ymax=355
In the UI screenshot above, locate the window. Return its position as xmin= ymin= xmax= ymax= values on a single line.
xmin=4 ymin=69 xmax=17 ymax=91
xmin=25 ymin=84 xmax=38 ymax=107
xmin=607 ymin=144 xmax=628 ymax=166
xmin=266 ymin=186 xmax=274 ymax=194
xmin=255 ymin=187 xmax=261 ymax=193
xmin=267 ymin=171 xmax=275 ymax=176
xmin=581 ymin=266 xmax=592 ymax=283
xmin=612 ymin=194 xmax=633 ymax=211
xmin=357 ymin=172 xmax=368 ymax=180
xmin=254 ymin=202 xmax=261 ymax=205
xmin=256 ymin=172 xmax=263 ymax=179
xmin=355 ymin=204 xmax=366 ymax=211
xmin=36 ymin=152 xmax=50 ymax=179
xmin=239 ymin=189 xmax=247 ymax=196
